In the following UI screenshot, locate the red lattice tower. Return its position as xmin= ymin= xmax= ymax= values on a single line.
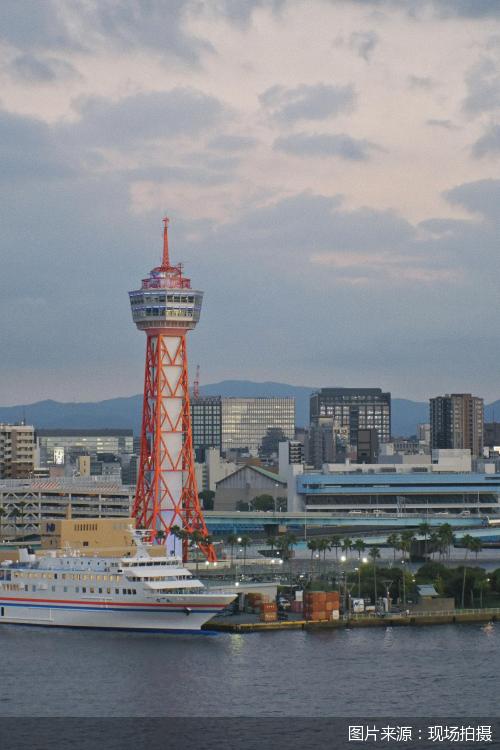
xmin=129 ymin=218 xmax=215 ymax=562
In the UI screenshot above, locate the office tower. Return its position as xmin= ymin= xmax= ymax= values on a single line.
xmin=220 ymin=397 xmax=295 ymax=457
xmin=191 ymin=396 xmax=222 ymax=461
xmin=430 ymin=393 xmax=484 ymax=458
xmin=309 ymin=388 xmax=391 ymax=465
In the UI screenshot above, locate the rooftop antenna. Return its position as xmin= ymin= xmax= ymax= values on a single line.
xmin=161 ymin=216 xmax=170 ymax=269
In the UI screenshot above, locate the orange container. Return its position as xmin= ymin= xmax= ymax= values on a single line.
xmin=260 ymin=612 xmax=277 ymax=622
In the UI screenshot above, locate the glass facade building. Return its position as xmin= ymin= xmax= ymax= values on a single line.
xmin=310 ymin=388 xmax=391 ymax=447
xmin=221 ymin=397 xmax=295 ymax=457
xmin=191 ymin=397 xmax=222 ymax=460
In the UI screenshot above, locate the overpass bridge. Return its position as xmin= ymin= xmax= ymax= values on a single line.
xmin=204 ymin=510 xmax=488 ymax=536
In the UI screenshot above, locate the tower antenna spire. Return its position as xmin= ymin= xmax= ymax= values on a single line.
xmin=162 ymin=216 xmax=170 ymax=268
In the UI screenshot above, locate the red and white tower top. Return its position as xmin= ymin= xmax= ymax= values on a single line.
xmin=130 ymin=217 xmax=203 ymax=335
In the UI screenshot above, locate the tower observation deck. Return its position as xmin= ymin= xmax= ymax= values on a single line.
xmin=129 ymin=218 xmax=215 ymax=561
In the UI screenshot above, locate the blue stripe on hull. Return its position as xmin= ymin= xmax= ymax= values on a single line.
xmin=0 ymin=621 xmax=218 ymax=635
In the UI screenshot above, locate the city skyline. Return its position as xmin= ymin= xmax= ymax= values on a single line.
xmin=2 ymin=1 xmax=500 ymax=405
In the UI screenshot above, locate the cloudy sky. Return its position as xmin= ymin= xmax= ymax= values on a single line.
xmin=1 ymin=0 xmax=500 ymax=405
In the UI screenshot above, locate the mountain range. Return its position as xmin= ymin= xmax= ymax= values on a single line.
xmin=1 ymin=380 xmax=499 ymax=437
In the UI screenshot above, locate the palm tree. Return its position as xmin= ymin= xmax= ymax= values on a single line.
xmin=400 ymin=529 xmax=415 ymax=563
xmin=329 ymin=535 xmax=341 ymax=560
xmin=318 ymin=537 xmax=330 ymax=562
xmin=429 ymin=531 xmax=440 ymax=560
xmin=307 ymin=538 xmax=319 ymax=574
xmin=353 ymin=539 xmax=367 ymax=559
xmin=469 ymin=537 xmax=482 ymax=561
xmin=418 ymin=522 xmax=431 ymax=559
xmin=307 ymin=538 xmax=318 ymax=561
xmin=438 ymin=523 xmax=455 ymax=560
xmin=226 ymin=533 xmax=239 ymax=569
xmin=266 ymin=535 xmax=277 ymax=554
xmin=276 ymin=532 xmax=297 ymax=561
xmin=369 ymin=546 xmax=381 ymax=607
xmin=461 ymin=534 xmax=475 ymax=608
xmin=386 ymin=533 xmax=400 ymax=562
xmin=189 ymin=530 xmax=205 ymax=574
xmin=341 ymin=537 xmax=353 ymax=559
xmin=239 ymin=535 xmax=252 ymax=574
xmin=170 ymin=525 xmax=189 ymax=560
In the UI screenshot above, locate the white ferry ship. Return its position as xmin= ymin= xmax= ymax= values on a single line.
xmin=0 ymin=532 xmax=235 ymax=633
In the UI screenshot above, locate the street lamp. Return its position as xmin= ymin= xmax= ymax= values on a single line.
xmin=401 ymin=559 xmax=406 ymax=608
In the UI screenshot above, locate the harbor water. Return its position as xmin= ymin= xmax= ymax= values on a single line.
xmin=1 ymin=621 xmax=498 ymax=717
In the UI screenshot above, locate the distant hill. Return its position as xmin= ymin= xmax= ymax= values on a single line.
xmin=1 ymin=382 xmax=498 ymax=437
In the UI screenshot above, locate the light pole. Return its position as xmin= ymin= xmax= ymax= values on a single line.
xmin=401 ymin=559 xmax=406 ymax=608
xmin=340 ymin=555 xmax=347 ymax=614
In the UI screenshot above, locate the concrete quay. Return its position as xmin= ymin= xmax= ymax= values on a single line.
xmin=203 ymin=608 xmax=500 ymax=633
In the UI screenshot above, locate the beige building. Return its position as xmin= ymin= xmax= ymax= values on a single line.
xmin=77 ymin=455 xmax=91 ymax=477
xmin=40 ymin=512 xmax=136 ymax=554
xmin=0 ymin=423 xmax=35 ymax=479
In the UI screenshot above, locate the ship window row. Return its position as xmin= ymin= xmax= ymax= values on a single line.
xmin=8 ymin=571 xmax=123 ymax=582
xmin=23 ymin=585 xmax=139 ymax=595
xmin=127 ymin=574 xmax=191 ymax=582
xmin=123 ymin=560 xmax=176 ymax=566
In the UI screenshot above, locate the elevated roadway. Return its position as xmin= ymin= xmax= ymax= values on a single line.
xmin=204 ymin=510 xmax=488 ymax=536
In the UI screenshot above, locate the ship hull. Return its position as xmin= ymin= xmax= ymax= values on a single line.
xmin=0 ymin=595 xmax=232 ymax=632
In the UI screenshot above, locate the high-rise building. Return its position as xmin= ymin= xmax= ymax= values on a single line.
xmin=0 ymin=423 xmax=35 ymax=479
xmin=309 ymin=388 xmax=391 ymax=465
xmin=430 ymin=394 xmax=484 ymax=458
xmin=220 ymin=397 xmax=295 ymax=457
xmin=191 ymin=396 xmax=222 ymax=460
xmin=307 ymin=423 xmax=336 ymax=468
xmin=417 ymin=423 xmax=431 ymax=451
